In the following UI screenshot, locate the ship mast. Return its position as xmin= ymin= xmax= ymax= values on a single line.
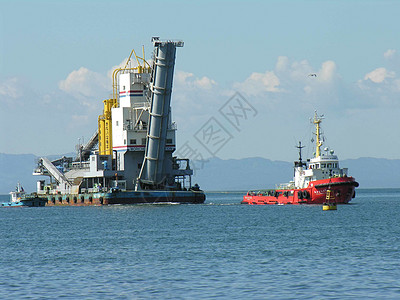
xmin=313 ymin=111 xmax=324 ymax=158
xmin=295 ymin=141 xmax=306 ymax=167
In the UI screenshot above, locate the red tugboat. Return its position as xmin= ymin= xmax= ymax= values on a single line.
xmin=242 ymin=112 xmax=359 ymax=205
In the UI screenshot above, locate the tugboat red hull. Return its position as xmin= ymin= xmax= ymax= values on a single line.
xmin=242 ymin=177 xmax=359 ymax=205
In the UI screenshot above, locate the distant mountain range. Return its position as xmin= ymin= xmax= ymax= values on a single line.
xmin=0 ymin=153 xmax=398 ymax=194
xmin=192 ymin=157 xmax=400 ymax=191
xmin=0 ymin=153 xmax=73 ymax=194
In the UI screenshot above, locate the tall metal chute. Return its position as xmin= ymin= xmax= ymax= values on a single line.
xmin=139 ymin=38 xmax=183 ymax=187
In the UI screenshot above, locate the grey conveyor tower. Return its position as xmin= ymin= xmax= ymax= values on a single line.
xmin=138 ymin=38 xmax=184 ymax=188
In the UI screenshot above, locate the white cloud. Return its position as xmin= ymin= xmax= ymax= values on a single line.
xmin=0 ymin=77 xmax=42 ymax=107
xmin=175 ymin=71 xmax=217 ymax=90
xmin=232 ymin=57 xmax=341 ymax=109
xmin=172 ymin=70 xmax=222 ymax=120
xmin=356 ymin=56 xmax=400 ymax=107
xmin=193 ymin=76 xmax=216 ymax=89
xmin=283 ymin=59 xmax=336 ymax=83
xmin=233 ymin=70 xmax=280 ymax=95
xmin=0 ymin=75 xmax=101 ymax=155
xmin=318 ymin=60 xmax=336 ymax=82
xmin=0 ymin=77 xmax=23 ymax=100
xmin=59 ymin=67 xmax=110 ymax=102
xmin=357 ymin=50 xmax=400 ymax=102
xmin=364 ymin=67 xmax=395 ymax=83
xmin=288 ymin=59 xmax=314 ymax=82
xmin=3 ymin=50 xmax=400 ymax=160
xmin=275 ymin=56 xmax=289 ymax=72
xmin=384 ymin=49 xmax=396 ymax=59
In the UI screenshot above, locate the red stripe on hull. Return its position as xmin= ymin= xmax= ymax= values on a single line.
xmin=242 ymin=177 xmax=357 ymax=205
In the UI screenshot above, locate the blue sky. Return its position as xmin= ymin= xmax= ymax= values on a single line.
xmin=1 ymin=0 xmax=400 ymax=161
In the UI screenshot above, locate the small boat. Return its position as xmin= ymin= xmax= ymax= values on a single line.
xmin=242 ymin=112 xmax=359 ymax=206
xmin=1 ymin=183 xmax=47 ymax=207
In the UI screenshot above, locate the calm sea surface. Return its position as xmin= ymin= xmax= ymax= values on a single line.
xmin=0 ymin=189 xmax=399 ymax=299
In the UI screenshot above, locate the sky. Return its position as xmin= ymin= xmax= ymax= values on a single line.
xmin=1 ymin=0 xmax=400 ymax=162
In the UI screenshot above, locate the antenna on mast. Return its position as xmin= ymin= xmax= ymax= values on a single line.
xmin=295 ymin=141 xmax=306 ymax=167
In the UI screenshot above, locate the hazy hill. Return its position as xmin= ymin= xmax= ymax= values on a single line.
xmin=0 ymin=153 xmax=38 ymax=194
xmin=191 ymin=157 xmax=292 ymax=191
xmin=343 ymin=157 xmax=400 ymax=189
xmin=192 ymin=157 xmax=400 ymax=191
xmin=0 ymin=153 xmax=74 ymax=194
xmin=0 ymin=153 xmax=399 ymax=194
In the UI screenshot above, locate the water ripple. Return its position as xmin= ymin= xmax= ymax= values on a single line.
xmin=1 ymin=191 xmax=400 ymax=299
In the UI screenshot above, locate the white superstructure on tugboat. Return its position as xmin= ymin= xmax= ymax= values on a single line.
xmin=32 ymin=38 xmax=205 ymax=205
xmin=242 ymin=112 xmax=358 ymax=205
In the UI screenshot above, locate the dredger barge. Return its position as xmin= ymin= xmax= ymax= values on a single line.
xmin=33 ymin=37 xmax=205 ymax=205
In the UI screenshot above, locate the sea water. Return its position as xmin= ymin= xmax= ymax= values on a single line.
xmin=0 ymin=189 xmax=399 ymax=299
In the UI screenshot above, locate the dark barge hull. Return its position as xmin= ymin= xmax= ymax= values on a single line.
xmin=42 ymin=190 xmax=206 ymax=206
